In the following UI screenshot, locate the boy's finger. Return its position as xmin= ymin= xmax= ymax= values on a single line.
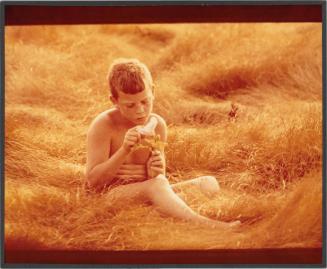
xmin=130 ymin=175 xmax=147 ymax=180
xmin=152 ymin=154 xmax=160 ymax=160
xmin=120 ymin=164 xmax=147 ymax=171
xmin=117 ymin=175 xmax=145 ymax=180
xmin=136 ymin=132 xmax=141 ymax=142
xmin=126 ymin=139 xmax=137 ymax=145
xmin=127 ymin=135 xmax=137 ymax=140
xmin=150 ymin=158 xmax=162 ymax=165
xmin=117 ymin=168 xmax=146 ymax=175
xmin=126 ymin=140 xmax=135 ymax=146
xmin=126 ymin=134 xmax=136 ymax=141
xmin=151 ymin=161 xmax=163 ymax=167
xmin=150 ymin=167 xmax=163 ymax=173
xmin=151 ymin=155 xmax=162 ymax=161
xmin=151 ymin=158 xmax=162 ymax=163
xmin=131 ymin=132 xmax=141 ymax=140
xmin=128 ymin=129 xmax=139 ymax=138
xmin=152 ymin=152 xmax=160 ymax=158
xmin=151 ymin=162 xmax=163 ymax=168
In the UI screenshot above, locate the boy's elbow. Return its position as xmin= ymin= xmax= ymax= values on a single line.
xmin=85 ymin=168 xmax=114 ymax=191
xmin=85 ymin=169 xmax=98 ymax=190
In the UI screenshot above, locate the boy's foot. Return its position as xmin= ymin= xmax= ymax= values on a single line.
xmin=202 ymin=218 xmax=241 ymax=230
xmin=229 ymin=220 xmax=241 ymax=228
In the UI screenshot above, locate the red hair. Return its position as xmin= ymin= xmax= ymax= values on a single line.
xmin=108 ymin=58 xmax=153 ymax=99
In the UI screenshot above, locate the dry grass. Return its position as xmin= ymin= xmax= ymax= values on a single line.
xmin=5 ymin=23 xmax=322 ymax=250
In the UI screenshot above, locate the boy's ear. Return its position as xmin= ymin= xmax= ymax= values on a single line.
xmin=110 ymin=95 xmax=118 ymax=105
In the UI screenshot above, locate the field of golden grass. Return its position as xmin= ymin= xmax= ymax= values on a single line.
xmin=5 ymin=23 xmax=322 ymax=250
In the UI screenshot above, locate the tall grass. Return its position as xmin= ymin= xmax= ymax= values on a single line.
xmin=5 ymin=23 xmax=322 ymax=250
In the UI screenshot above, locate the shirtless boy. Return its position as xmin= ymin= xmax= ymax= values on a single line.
xmin=86 ymin=58 xmax=240 ymax=229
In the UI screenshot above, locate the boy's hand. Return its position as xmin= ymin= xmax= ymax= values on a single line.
xmin=147 ymin=150 xmax=165 ymax=179
xmin=116 ymin=164 xmax=147 ymax=181
xmin=122 ymin=126 xmax=142 ymax=153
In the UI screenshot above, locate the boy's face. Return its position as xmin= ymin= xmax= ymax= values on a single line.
xmin=112 ymin=85 xmax=154 ymax=125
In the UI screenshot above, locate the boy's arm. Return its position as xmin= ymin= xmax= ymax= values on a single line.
xmin=85 ymin=119 xmax=125 ymax=190
xmin=146 ymin=114 xmax=167 ymax=178
xmin=86 ymin=119 xmax=140 ymax=191
xmin=156 ymin=115 xmax=167 ymax=172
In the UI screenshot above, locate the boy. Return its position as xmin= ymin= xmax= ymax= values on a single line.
xmin=86 ymin=58 xmax=240 ymax=229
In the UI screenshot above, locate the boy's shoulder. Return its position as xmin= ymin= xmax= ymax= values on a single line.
xmin=88 ymin=110 xmax=166 ymax=134
xmin=88 ymin=109 xmax=116 ymax=134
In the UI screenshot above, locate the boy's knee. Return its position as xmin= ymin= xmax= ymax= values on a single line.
xmin=145 ymin=174 xmax=170 ymax=194
xmin=200 ymin=176 xmax=220 ymax=196
xmin=202 ymin=176 xmax=219 ymax=186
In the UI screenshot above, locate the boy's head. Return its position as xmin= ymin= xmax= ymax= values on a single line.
xmin=108 ymin=58 xmax=154 ymax=99
xmin=108 ymin=58 xmax=154 ymax=125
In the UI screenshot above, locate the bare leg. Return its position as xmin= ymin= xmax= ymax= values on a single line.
xmin=171 ymin=175 xmax=220 ymax=198
xmin=146 ymin=175 xmax=238 ymax=228
xmin=106 ymin=174 xmax=239 ymax=229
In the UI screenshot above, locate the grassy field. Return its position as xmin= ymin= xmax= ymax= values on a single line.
xmin=5 ymin=23 xmax=322 ymax=250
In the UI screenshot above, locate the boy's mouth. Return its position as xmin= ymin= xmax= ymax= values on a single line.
xmin=136 ymin=116 xmax=147 ymax=121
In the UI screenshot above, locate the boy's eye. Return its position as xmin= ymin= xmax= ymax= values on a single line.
xmin=141 ymin=100 xmax=149 ymax=105
xmin=126 ymin=104 xmax=135 ymax=108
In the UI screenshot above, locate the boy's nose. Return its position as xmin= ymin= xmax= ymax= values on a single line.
xmin=136 ymin=104 xmax=145 ymax=113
